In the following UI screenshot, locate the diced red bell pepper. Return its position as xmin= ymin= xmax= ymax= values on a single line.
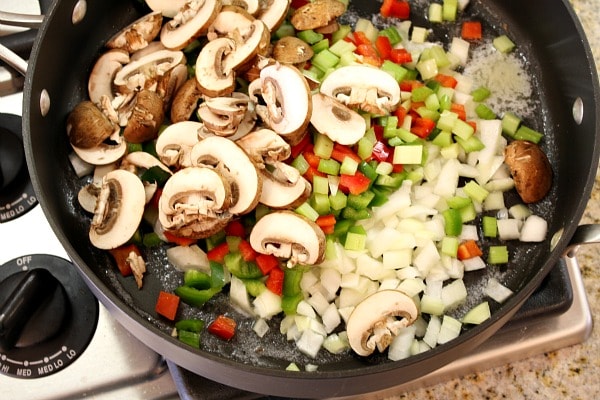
xmin=393 ymin=105 xmax=409 ymax=126
xmin=467 ymin=120 xmax=478 ymax=132
xmin=375 ymin=36 xmax=392 ymax=60
xmin=238 ymin=239 xmax=257 ymax=262
xmin=290 ymin=132 xmax=311 ymax=159
xmin=163 ymin=231 xmax=197 ymax=246
xmin=451 ymin=103 xmax=467 ymax=121
xmin=390 ymin=48 xmax=412 ymax=64
xmin=371 ymin=140 xmax=392 ymax=162
xmin=266 ymin=267 xmax=285 ymax=296
xmin=457 ymin=240 xmax=483 ymax=260
xmin=433 ymin=73 xmax=458 ymax=88
xmin=410 ymin=101 xmax=426 ymax=114
xmin=339 ymin=171 xmax=371 ymax=195
xmin=411 ymin=117 xmax=437 ymax=138
xmin=331 ymin=143 xmax=362 ymax=164
xmin=149 ymin=187 xmax=162 ymax=210
xmin=461 ymin=21 xmax=483 ymax=40
xmin=380 ymin=0 xmax=410 ymax=19
xmin=256 ymin=253 xmax=280 ymax=275
xmin=155 ymin=291 xmax=180 ymax=321
xmin=208 ymin=315 xmax=237 ymax=340
xmin=302 ymin=150 xmax=321 ymax=169
xmin=207 ymin=242 xmax=229 ymax=263
xmin=400 ymin=80 xmax=424 ymax=92
xmin=303 ymin=165 xmax=326 ymax=182
xmin=225 ymin=219 xmax=246 ymax=237
xmin=356 ymin=44 xmax=382 ymax=67
xmin=352 ymin=31 xmax=373 ymax=46
xmin=291 ymin=0 xmax=309 ymax=9
xmin=316 ymin=214 xmax=336 ymax=228
xmin=109 ymin=243 xmax=142 ymax=277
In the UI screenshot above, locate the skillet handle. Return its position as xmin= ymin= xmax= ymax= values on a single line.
xmin=0 ymin=43 xmax=27 ymax=76
xmin=564 ymin=224 xmax=600 ymax=257
xmin=0 ymin=11 xmax=44 ymax=29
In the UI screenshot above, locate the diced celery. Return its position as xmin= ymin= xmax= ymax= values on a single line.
xmin=493 ymin=35 xmax=516 ymax=53
xmin=375 ymin=172 xmax=406 ymax=189
xmin=297 ymin=30 xmax=324 ymax=44
xmin=471 ymin=86 xmax=491 ymax=102
xmin=329 ymin=39 xmax=356 ymax=57
xmin=339 ymin=156 xmax=359 ymax=175
xmin=295 ymin=202 xmax=319 ymax=221
xmin=338 ymin=51 xmax=358 ymax=66
xmin=428 ymin=3 xmax=443 ymax=23
xmin=488 ymin=246 xmax=509 ymax=264
xmin=396 ymin=128 xmax=420 ymax=143
xmin=411 ymin=26 xmax=428 ymax=43
xmin=412 ymin=86 xmax=435 ymax=102
xmin=378 ymin=26 xmax=402 ymax=46
xmin=461 ymin=301 xmax=491 ymax=325
xmin=428 ymin=45 xmax=451 ymax=68
xmin=355 ymin=18 xmax=379 ymax=42
xmin=441 ymin=236 xmax=459 ymax=257
xmin=514 ymin=125 xmax=543 ymax=144
xmin=431 ymin=130 xmax=453 ymax=148
xmin=311 ymin=193 xmax=331 ymax=215
xmin=341 ymin=206 xmax=371 ymax=220
xmin=437 ymin=110 xmax=458 ymax=131
xmin=313 ymin=133 xmax=334 ymax=158
xmin=393 ymin=144 xmax=423 ymax=165
xmin=312 ymin=49 xmax=340 ymax=72
xmin=463 ymin=180 xmax=489 ymax=203
xmin=331 ymin=24 xmax=352 ymax=43
xmin=442 ymin=0 xmax=458 ymax=21
xmin=318 ymin=158 xmax=341 ymax=176
xmin=416 ymin=107 xmax=440 ymax=121
xmin=291 ymin=154 xmax=309 ymax=175
xmin=452 ymin=118 xmax=475 ymax=140
xmin=357 ymin=136 xmax=375 ymax=160
xmin=482 ymin=216 xmax=498 ymax=238
xmin=455 ymin=135 xmax=485 ymax=153
xmin=381 ymin=60 xmax=408 ymax=82
xmin=344 ymin=225 xmax=367 ymax=251
xmin=501 ymin=112 xmax=521 ymax=137
xmin=416 ymin=58 xmax=438 ymax=80
xmin=375 ymin=161 xmax=393 ymax=175
xmin=312 ymin=175 xmax=329 ymax=195
xmin=425 ymin=93 xmax=441 ymax=111
xmin=311 ymin=38 xmax=330 ymax=53
xmin=329 ymin=190 xmax=348 ymax=210
xmin=440 ymin=142 xmax=461 ymax=158
xmin=459 ymin=202 xmax=477 ymax=223
xmin=475 ymin=103 xmax=496 ymax=120
xmin=274 ymin=22 xmax=295 ymax=39
xmin=447 ymin=195 xmax=471 ymax=209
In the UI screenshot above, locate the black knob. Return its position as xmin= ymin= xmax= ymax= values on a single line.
xmin=0 ymin=269 xmax=68 ymax=352
xmin=0 ymin=126 xmax=25 ymax=190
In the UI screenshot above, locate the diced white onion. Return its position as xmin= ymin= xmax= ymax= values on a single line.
xmin=485 ymin=278 xmax=514 ymax=303
xmin=519 ymin=215 xmax=548 ymax=242
xmin=252 ymin=318 xmax=270 ymax=338
xmin=166 ymin=245 xmax=210 ymax=272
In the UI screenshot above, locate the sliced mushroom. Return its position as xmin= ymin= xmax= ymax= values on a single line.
xmin=195 ymin=37 xmax=237 ymax=97
xmin=249 ymin=210 xmax=326 ymax=267
xmin=319 ymin=65 xmax=401 ymax=115
xmin=272 ymin=36 xmax=314 ymax=66
xmin=155 ymin=121 xmax=204 ymax=168
xmin=259 ymin=171 xmax=311 ymax=209
xmin=160 ymin=0 xmax=223 ymax=50
xmin=224 ymin=0 xmax=260 ymax=15
xmin=89 ymin=169 xmax=146 ymax=249
xmin=88 ymin=49 xmax=130 ymax=105
xmin=210 ymin=6 xmax=270 ymax=71
xmin=158 ymin=166 xmax=233 ymax=238
xmin=346 ymin=290 xmax=418 ymax=357
xmin=236 ymin=128 xmax=290 ymax=166
xmin=113 ymin=49 xmax=186 ymax=93
xmin=121 ymin=151 xmax=173 ymax=203
xmin=290 ymin=0 xmax=346 ymax=31
xmin=145 ymin=0 xmax=188 ymax=18
xmin=78 ymin=183 xmax=102 ymax=213
xmin=191 ymin=135 xmax=262 ymax=215
xmin=67 ymin=101 xmax=116 ymax=148
xmin=310 ymin=93 xmax=366 ymax=145
xmin=248 ymin=63 xmax=312 ymax=145
xmin=106 ymin=11 xmax=163 ymax=53
xmin=155 ymin=63 xmax=189 ymax=108
xmin=171 ymin=77 xmax=204 ymax=122
xmin=256 ymin=0 xmax=290 ymax=32
xmin=71 ymin=129 xmax=127 ymax=166
xmin=504 ymin=140 xmax=552 ymax=203
xmin=123 ymin=89 xmax=165 ymax=143
xmin=197 ymin=93 xmax=250 ymax=136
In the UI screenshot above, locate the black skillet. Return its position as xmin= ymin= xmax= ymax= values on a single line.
xmin=17 ymin=0 xmax=600 ymax=397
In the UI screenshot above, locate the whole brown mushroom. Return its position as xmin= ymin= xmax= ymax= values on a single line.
xmin=504 ymin=140 xmax=553 ymax=203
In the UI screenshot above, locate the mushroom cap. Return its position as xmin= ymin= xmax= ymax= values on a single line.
xmin=249 ymin=63 xmax=312 ymax=144
xmin=155 ymin=121 xmax=204 ymax=168
xmin=106 ymin=11 xmax=163 ymax=53
xmin=190 ymin=135 xmax=262 ymax=215
xmin=195 ymin=37 xmax=237 ymax=97
xmin=504 ymin=140 xmax=553 ymax=203
xmin=160 ymin=0 xmax=223 ymax=50
xmin=88 ymin=49 xmax=130 ymax=105
xmin=71 ymin=137 xmax=127 ymax=166
xmin=290 ymin=0 xmax=346 ymax=31
xmin=67 ymin=101 xmax=116 ymax=149
xmin=170 ymin=77 xmax=204 ymax=123
xmin=145 ymin=0 xmax=188 ymax=18
xmin=272 ymin=36 xmax=314 ymax=65
xmin=123 ymin=89 xmax=165 ymax=143
xmin=249 ymin=210 xmax=326 ymax=266
xmin=319 ymin=65 xmax=401 ymax=115
xmin=257 ymin=0 xmax=291 ymax=32
xmin=89 ymin=169 xmax=146 ymax=249
xmin=346 ymin=289 xmax=418 ymax=357
xmin=158 ymin=166 xmax=233 ymax=238
xmin=310 ymin=93 xmax=367 ymax=145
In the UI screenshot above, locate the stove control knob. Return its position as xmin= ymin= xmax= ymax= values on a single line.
xmin=0 ymin=126 xmax=25 ymax=191
xmin=0 ymin=269 xmax=67 ymax=351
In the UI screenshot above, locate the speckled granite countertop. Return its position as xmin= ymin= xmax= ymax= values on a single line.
xmin=382 ymin=1 xmax=600 ymax=398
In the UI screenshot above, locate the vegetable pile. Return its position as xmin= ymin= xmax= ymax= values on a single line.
xmin=67 ymin=0 xmax=554 ymax=366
